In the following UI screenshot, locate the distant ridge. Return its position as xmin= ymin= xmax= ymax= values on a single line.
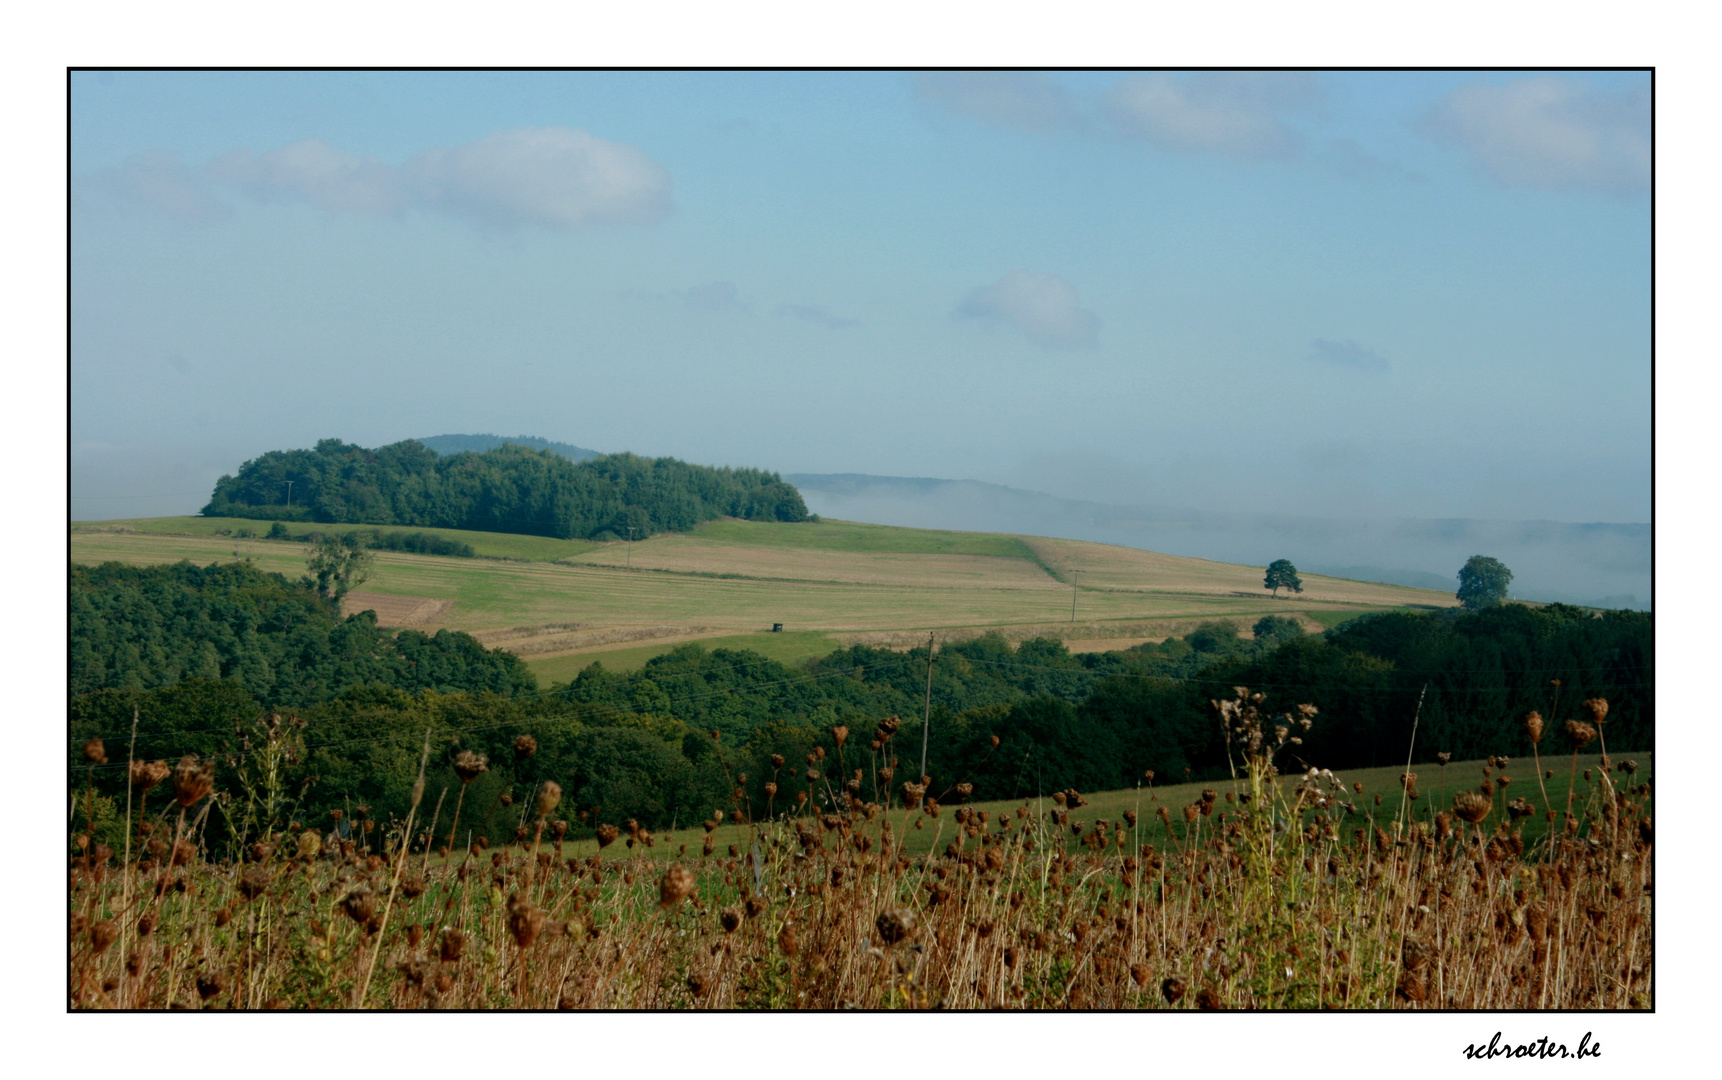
xmin=785 ymin=472 xmax=1650 ymax=610
xmin=418 ymin=434 xmax=602 ymax=462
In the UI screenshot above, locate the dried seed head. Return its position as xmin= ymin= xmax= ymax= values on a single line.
xmin=507 ymin=898 xmax=546 ymax=947
xmin=1161 ymin=976 xmax=1186 ymax=1005
xmin=1523 ymin=711 xmax=1545 ymax=744
xmin=1453 ymin=790 xmax=1492 ymax=824
xmin=1195 ymin=987 xmax=1223 ymax=1011
xmin=875 ymin=908 xmax=916 ymax=945
xmin=513 ymin=734 xmax=538 ymax=758
xmin=1564 ymin=720 xmax=1597 ymax=748
xmin=596 ymin=824 xmax=618 ymax=848
xmin=1436 ymin=752 xmax=1452 ymax=766
xmin=130 ymin=759 xmax=171 ymax=792
xmin=832 ymin=725 xmax=848 ymax=748
xmin=339 ymin=887 xmax=376 ymax=926
xmin=296 ymin=830 xmax=321 ymax=859
xmin=89 ymin=919 xmax=119 ymax=954
xmin=196 ymin=971 xmax=226 ymax=1001
xmin=439 ymin=927 xmax=466 ymax=962
xmin=721 ymin=907 xmax=743 ymax=934
xmin=171 ymin=755 xmax=215 ymax=807
xmin=453 ymin=750 xmax=488 ymax=783
xmin=238 ymin=865 xmax=271 ymax=901
xmin=1581 ymin=698 xmax=1609 ymax=725
xmin=659 ymin=864 xmax=696 ymax=908
xmin=82 ymin=738 xmax=107 ymax=765
xmin=770 ymin=754 xmax=786 ymax=769
xmin=536 ymin=781 xmax=562 ymax=818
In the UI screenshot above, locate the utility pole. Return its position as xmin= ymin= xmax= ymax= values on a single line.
xmin=285 ymin=480 xmax=295 ymax=508
xmin=1070 ymin=570 xmax=1080 ymax=621
xmin=918 ymin=633 xmax=935 ymax=783
xmin=626 ymin=525 xmax=636 ymax=569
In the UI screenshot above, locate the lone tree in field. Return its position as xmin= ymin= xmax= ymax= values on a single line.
xmin=305 ymin=534 xmax=374 ymax=603
xmin=1264 ymin=559 xmax=1302 ymax=598
xmin=1456 ymin=554 xmax=1513 ymax=610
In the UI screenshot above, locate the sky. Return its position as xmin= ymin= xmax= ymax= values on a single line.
xmin=69 ymin=69 xmax=1650 ymax=526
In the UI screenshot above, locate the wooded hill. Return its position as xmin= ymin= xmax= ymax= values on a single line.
xmin=201 ymin=438 xmax=810 ymax=540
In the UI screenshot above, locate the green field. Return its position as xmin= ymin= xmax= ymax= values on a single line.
xmin=71 ymin=515 xmax=1456 ymax=680
xmin=685 ymin=518 xmax=1039 ymax=559
xmin=495 ymin=752 xmax=1650 ymax=865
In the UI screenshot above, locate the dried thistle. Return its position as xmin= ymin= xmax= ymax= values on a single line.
xmin=875 ymin=908 xmax=916 ymax=945
xmin=1161 ymin=976 xmax=1186 ymax=1005
xmin=513 ymin=734 xmax=538 ymax=758
xmin=171 ymin=755 xmax=215 ymax=807
xmin=453 ymin=750 xmax=488 ymax=783
xmin=659 ymin=864 xmax=696 ymax=908
xmin=1453 ymin=790 xmax=1491 ymax=824
xmin=130 ymin=759 xmax=170 ymax=792
xmin=1523 ymin=711 xmax=1545 ymax=744
xmin=82 ymin=738 xmax=107 ymax=765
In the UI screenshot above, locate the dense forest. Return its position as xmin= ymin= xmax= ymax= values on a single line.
xmin=201 ymin=438 xmax=810 ymax=540
xmin=70 ymin=561 xmax=536 ymax=703
xmin=69 ymin=574 xmax=1649 ymax=852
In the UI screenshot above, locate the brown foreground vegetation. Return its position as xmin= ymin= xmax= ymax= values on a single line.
xmin=68 ymin=692 xmax=1650 ymax=1010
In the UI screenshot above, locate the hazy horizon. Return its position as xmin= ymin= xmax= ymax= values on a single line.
xmin=72 ymin=70 xmax=1649 ymax=542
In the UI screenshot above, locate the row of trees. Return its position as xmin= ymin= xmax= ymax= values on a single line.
xmin=70 ymin=598 xmax=1649 ymax=850
xmin=201 ymin=438 xmax=810 ymax=540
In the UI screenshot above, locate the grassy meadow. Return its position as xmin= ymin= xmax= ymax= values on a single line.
xmin=71 ymin=515 xmax=1454 ymax=677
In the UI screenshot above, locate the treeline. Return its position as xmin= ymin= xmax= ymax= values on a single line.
xmin=69 ymin=561 xmax=536 ymax=703
xmin=235 ymin=523 xmax=478 ymax=558
xmin=68 ymin=602 xmax=1649 ymax=855
xmin=201 ymin=438 xmax=809 ymax=540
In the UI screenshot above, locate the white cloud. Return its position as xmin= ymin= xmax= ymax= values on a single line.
xmin=406 ymin=127 xmax=671 ymax=228
xmin=97 ymin=151 xmax=231 ymax=224
xmin=184 ymin=127 xmax=670 ymax=230
xmin=1419 ymin=75 xmax=1650 ymax=195
xmin=1308 ymin=338 xmax=1389 ymax=371
xmin=1102 ymin=72 xmax=1319 ymax=159
xmin=912 ymin=71 xmax=1082 ymax=134
xmin=956 ymin=271 xmax=1098 ymax=350
xmin=209 ymin=139 xmax=405 ymax=215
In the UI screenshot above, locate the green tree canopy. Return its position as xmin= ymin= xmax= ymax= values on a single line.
xmin=202 ymin=439 xmax=810 ymax=541
xmin=1264 ymin=559 xmax=1303 ymax=597
xmin=1456 ymin=555 xmax=1513 ymax=609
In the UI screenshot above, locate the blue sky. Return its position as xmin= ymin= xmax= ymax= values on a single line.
xmin=70 ymin=69 xmax=1650 ymax=524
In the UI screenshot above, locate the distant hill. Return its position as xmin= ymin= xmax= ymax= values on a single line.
xmin=417 ymin=433 xmax=601 ymax=462
xmin=202 ymin=438 xmax=809 ymax=540
xmin=786 ymin=472 xmax=1650 ymax=610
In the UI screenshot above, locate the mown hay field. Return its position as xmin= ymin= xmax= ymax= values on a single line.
xmin=70 ymin=517 xmax=1451 ymax=677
